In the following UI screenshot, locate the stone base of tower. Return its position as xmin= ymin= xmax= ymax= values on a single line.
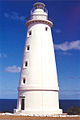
xmin=14 ymin=109 xmax=62 ymax=116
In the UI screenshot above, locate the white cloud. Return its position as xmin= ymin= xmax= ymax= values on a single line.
xmin=56 ymin=51 xmax=72 ymax=56
xmin=4 ymin=13 xmax=9 ymax=18
xmin=3 ymin=54 xmax=7 ymax=58
xmin=54 ymin=29 xmax=62 ymax=33
xmin=0 ymin=53 xmax=7 ymax=58
xmin=54 ymin=40 xmax=80 ymax=51
xmin=5 ymin=65 xmax=21 ymax=73
xmin=69 ymin=76 xmax=80 ymax=80
xmin=60 ymin=89 xmax=80 ymax=99
xmin=0 ymin=53 xmax=2 ymax=58
xmin=4 ymin=12 xmax=26 ymax=22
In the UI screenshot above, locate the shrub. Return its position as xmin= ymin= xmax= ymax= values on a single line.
xmin=67 ymin=106 xmax=80 ymax=115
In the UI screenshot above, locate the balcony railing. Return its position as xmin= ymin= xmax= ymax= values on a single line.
xmin=26 ymin=15 xmax=53 ymax=23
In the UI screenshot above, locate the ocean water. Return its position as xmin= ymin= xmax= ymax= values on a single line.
xmin=0 ymin=99 xmax=80 ymax=113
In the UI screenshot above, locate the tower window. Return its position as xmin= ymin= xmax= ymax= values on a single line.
xmin=45 ymin=27 xmax=48 ymax=31
xmin=25 ymin=61 xmax=28 ymax=67
xmin=23 ymin=78 xmax=26 ymax=84
xmin=29 ymin=31 xmax=32 ymax=35
xmin=27 ymin=45 xmax=30 ymax=50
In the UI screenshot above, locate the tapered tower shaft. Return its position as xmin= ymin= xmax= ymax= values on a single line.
xmin=14 ymin=2 xmax=62 ymax=115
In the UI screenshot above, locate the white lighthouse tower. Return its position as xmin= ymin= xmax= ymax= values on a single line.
xmin=14 ymin=2 xmax=62 ymax=116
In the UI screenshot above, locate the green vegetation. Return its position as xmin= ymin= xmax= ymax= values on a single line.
xmin=67 ymin=106 xmax=80 ymax=115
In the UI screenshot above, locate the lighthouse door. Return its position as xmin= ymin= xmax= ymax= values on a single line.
xmin=21 ymin=99 xmax=25 ymax=110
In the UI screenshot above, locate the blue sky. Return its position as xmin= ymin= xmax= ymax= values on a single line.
xmin=0 ymin=0 xmax=80 ymax=99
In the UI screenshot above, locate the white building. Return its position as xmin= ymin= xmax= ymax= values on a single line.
xmin=14 ymin=2 xmax=62 ymax=116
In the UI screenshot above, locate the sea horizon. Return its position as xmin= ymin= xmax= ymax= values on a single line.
xmin=0 ymin=99 xmax=80 ymax=113
xmin=0 ymin=98 xmax=80 ymax=100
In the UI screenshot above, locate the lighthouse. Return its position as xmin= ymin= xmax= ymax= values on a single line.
xmin=14 ymin=2 xmax=62 ymax=116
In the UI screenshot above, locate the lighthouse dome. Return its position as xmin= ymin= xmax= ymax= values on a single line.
xmin=31 ymin=2 xmax=48 ymax=20
xmin=26 ymin=2 xmax=53 ymax=27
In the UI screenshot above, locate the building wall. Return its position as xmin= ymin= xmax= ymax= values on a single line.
xmin=20 ymin=23 xmax=59 ymax=90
